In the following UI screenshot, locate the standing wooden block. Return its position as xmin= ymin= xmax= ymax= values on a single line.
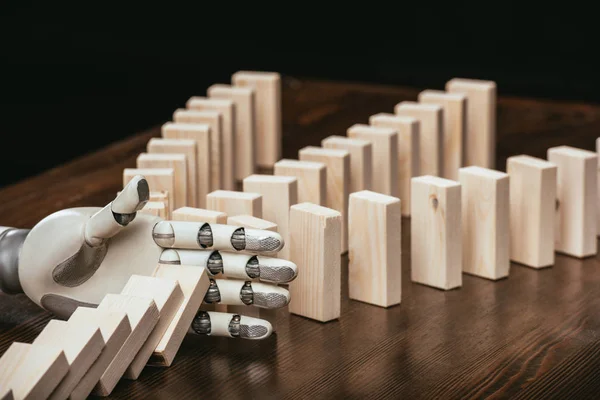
xmin=274 ymin=159 xmax=326 ymax=205
xmin=322 ymin=135 xmax=372 ymax=193
xmin=172 ymin=206 xmax=228 ymax=224
xmin=446 ymin=78 xmax=496 ymax=169
xmin=207 ymin=190 xmax=262 ymax=219
xmin=185 ymin=98 xmax=236 ymax=190
xmin=123 ymin=168 xmax=174 ymax=216
xmin=547 ymin=146 xmax=598 ymax=258
xmin=288 ymin=203 xmax=341 ymax=322
xmin=411 ymin=176 xmax=462 ymax=290
xmin=0 ymin=342 xmax=68 ymax=400
xmin=208 ymin=84 xmax=256 ymax=180
xmin=395 ymin=102 xmax=443 ymax=177
xmin=148 ymin=265 xmax=209 ymax=367
xmin=68 ymin=308 xmax=131 ymax=400
xmin=232 ymin=71 xmax=281 ymax=167
xmin=506 ymin=155 xmax=557 ymax=268
xmin=162 ymin=122 xmax=212 ymax=204
xmin=299 ymin=146 xmax=350 ymax=253
xmin=137 ymin=153 xmax=187 ymax=210
xmin=139 ymin=201 xmax=167 ymax=219
xmin=369 ymin=113 xmax=420 ymax=216
xmin=242 ymin=174 xmax=298 ymax=259
xmin=348 ymin=191 xmax=401 ymax=308
xmin=347 ymin=124 xmax=398 ymax=197
xmin=33 ymin=319 xmax=105 ymax=400
xmin=459 ymin=166 xmax=510 ymax=280
xmin=418 ymin=90 xmax=466 ymax=180
xmin=147 ymin=138 xmax=197 ymax=207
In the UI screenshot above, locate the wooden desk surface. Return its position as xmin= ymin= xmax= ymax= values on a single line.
xmin=2 ymin=77 xmax=600 ymax=399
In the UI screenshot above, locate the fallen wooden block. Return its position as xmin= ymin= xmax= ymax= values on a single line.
xmin=288 ymin=203 xmax=341 ymax=322
xmin=137 ymin=153 xmax=187 ymax=210
xmin=274 ymin=159 xmax=326 ymax=205
xmin=123 ymin=168 xmax=174 ymax=216
xmin=208 ymin=84 xmax=256 ymax=180
xmin=172 ymin=206 xmax=228 ymax=224
xmin=185 ymin=98 xmax=235 ymax=190
xmin=348 ymin=190 xmax=401 ymax=308
xmin=411 ymin=176 xmax=462 ymax=290
xmin=506 ymin=155 xmax=557 ymax=268
xmin=206 ymin=190 xmax=262 ymax=218
xmin=33 ymin=319 xmax=105 ymax=400
xmin=418 ymin=90 xmax=466 ymax=180
xmin=446 ymin=78 xmax=496 ymax=169
xmin=369 ymin=113 xmax=420 ymax=216
xmin=0 ymin=342 xmax=69 ymax=400
xmin=299 ymin=146 xmax=350 ymax=254
xmin=68 ymin=308 xmax=131 ymax=400
xmin=161 ymin=122 xmax=212 ymax=205
xmin=347 ymin=124 xmax=398 ymax=197
xmin=459 ymin=166 xmax=510 ymax=280
xmin=322 ymin=135 xmax=372 ymax=193
xmin=395 ymin=101 xmax=443 ymax=177
xmin=547 ymin=145 xmax=597 ymax=258
xmin=139 ymin=201 xmax=167 ymax=219
xmin=232 ymin=71 xmax=281 ymax=167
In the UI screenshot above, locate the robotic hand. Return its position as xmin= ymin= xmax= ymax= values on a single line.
xmin=0 ymin=175 xmax=297 ymax=340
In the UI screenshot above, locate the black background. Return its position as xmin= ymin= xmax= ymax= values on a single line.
xmin=1 ymin=4 xmax=598 ymax=188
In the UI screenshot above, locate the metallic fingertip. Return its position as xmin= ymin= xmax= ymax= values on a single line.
xmin=244 ymin=229 xmax=284 ymax=252
xmin=159 ymin=249 xmax=181 ymax=265
xmin=152 ymin=221 xmax=175 ymax=247
xmin=252 ymin=290 xmax=290 ymax=309
xmin=113 ymin=175 xmax=149 ymax=214
xmin=239 ymin=317 xmax=272 ymax=339
xmin=258 ymin=260 xmax=297 ymax=283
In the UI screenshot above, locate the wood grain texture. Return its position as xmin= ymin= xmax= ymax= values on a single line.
xmin=206 ymin=190 xmax=262 ymax=218
xmin=139 ymin=201 xmax=167 ymax=219
xmin=171 ymin=207 xmax=227 ymax=224
xmin=274 ymin=159 xmax=326 ymax=205
xmin=322 ymin=135 xmax=372 ymax=194
xmin=123 ymin=168 xmax=174 ymax=215
xmin=137 ymin=153 xmax=187 ymax=210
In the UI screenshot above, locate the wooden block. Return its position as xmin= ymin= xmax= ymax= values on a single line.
xmin=148 ymin=265 xmax=209 ymax=367
xmin=137 ymin=153 xmax=187 ymax=210
xmin=67 ymin=308 xmax=131 ymax=400
xmin=206 ymin=190 xmax=262 ymax=218
xmin=123 ymin=168 xmax=174 ymax=215
xmin=208 ymin=84 xmax=256 ymax=180
xmin=369 ymin=113 xmax=420 ymax=216
xmin=395 ymin=102 xmax=443 ymax=177
xmin=322 ymin=135 xmax=372 ymax=193
xmin=347 ymin=124 xmax=398 ymax=197
xmin=147 ymin=138 xmax=197 ymax=207
xmin=459 ymin=166 xmax=510 ymax=280
xmin=288 ymin=203 xmax=341 ymax=322
xmin=227 ymin=215 xmax=278 ymax=232
xmin=547 ymin=146 xmax=597 ymax=258
xmin=506 ymin=155 xmax=557 ymax=268
xmin=139 ymin=201 xmax=167 ymax=219
xmin=411 ymin=176 xmax=462 ymax=290
xmin=446 ymin=78 xmax=496 ymax=169
xmin=299 ymin=146 xmax=350 ymax=253
xmin=0 ymin=342 xmax=69 ymax=400
xmin=33 ymin=319 xmax=105 ymax=400
xmin=348 ymin=190 xmax=401 ymax=308
xmin=242 ymin=174 xmax=298 ymax=259
xmin=418 ymin=90 xmax=466 ymax=180
xmin=274 ymin=159 xmax=326 ymax=205
xmin=149 ymin=190 xmax=169 ymax=206
xmin=94 ymin=294 xmax=159 ymax=396
xmin=161 ymin=122 xmax=212 ymax=205
xmin=185 ymin=98 xmax=235 ymax=190
xmin=172 ymin=206 xmax=228 ymax=224
xmin=232 ymin=71 xmax=281 ymax=167
xmin=121 ymin=276 xmax=184 ymax=380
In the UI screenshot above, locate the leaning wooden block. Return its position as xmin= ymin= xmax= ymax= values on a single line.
xmin=418 ymin=90 xmax=466 ymax=180
xmin=33 ymin=319 xmax=105 ymax=400
xmin=322 ymin=135 xmax=372 ymax=193
xmin=369 ymin=113 xmax=420 ymax=216
xmin=207 ymin=190 xmax=262 ymax=218
xmin=506 ymin=155 xmax=557 ymax=268
xmin=139 ymin=201 xmax=167 ymax=219
xmin=242 ymin=174 xmax=298 ymax=259
xmin=446 ymin=78 xmax=496 ymax=169
xmin=348 ymin=191 xmax=401 ymax=308
xmin=232 ymin=71 xmax=281 ymax=167
xmin=411 ymin=176 xmax=462 ymax=290
xmin=347 ymin=124 xmax=398 ymax=197
xmin=289 ymin=203 xmax=341 ymax=322
xmin=395 ymin=102 xmax=443 ymax=177
xmin=299 ymin=146 xmax=350 ymax=254
xmin=459 ymin=166 xmax=510 ymax=280
xmin=68 ymin=308 xmax=131 ymax=400
xmin=0 ymin=342 xmax=69 ymax=400
xmin=274 ymin=159 xmax=326 ymax=205
xmin=208 ymin=84 xmax=256 ymax=180
xmin=172 ymin=206 xmax=228 ymax=224
xmin=148 ymin=265 xmax=209 ymax=367
xmin=137 ymin=153 xmax=187 ymax=210
xmin=123 ymin=168 xmax=174 ymax=215
xmin=547 ymin=146 xmax=597 ymax=258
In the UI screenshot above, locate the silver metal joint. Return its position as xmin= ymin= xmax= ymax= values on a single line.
xmin=228 ymin=314 xmax=241 ymax=337
xmin=245 ymin=256 xmax=260 ymax=278
xmin=0 ymin=228 xmax=28 ymax=294
xmin=230 ymin=228 xmax=245 ymax=250
xmin=191 ymin=311 xmax=211 ymax=335
xmin=197 ymin=223 xmax=213 ymax=248
xmin=203 ymin=279 xmax=221 ymax=303
xmin=240 ymin=281 xmax=254 ymax=305
xmin=206 ymin=251 xmax=223 ymax=275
